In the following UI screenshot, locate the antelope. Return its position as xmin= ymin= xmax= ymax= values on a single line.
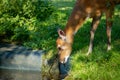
xmin=56 ymin=0 xmax=120 ymax=63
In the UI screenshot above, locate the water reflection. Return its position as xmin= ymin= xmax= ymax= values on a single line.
xmin=0 ymin=69 xmax=58 ymax=80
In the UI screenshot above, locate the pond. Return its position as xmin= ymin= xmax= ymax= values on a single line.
xmin=0 ymin=43 xmax=60 ymax=80
xmin=0 ymin=69 xmax=59 ymax=80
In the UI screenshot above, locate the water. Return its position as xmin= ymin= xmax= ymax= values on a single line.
xmin=0 ymin=43 xmax=59 ymax=80
xmin=0 ymin=69 xmax=60 ymax=80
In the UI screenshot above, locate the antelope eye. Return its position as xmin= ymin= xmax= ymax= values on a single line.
xmin=58 ymin=47 xmax=62 ymax=51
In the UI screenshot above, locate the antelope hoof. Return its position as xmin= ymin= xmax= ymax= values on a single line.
xmin=86 ymin=48 xmax=92 ymax=55
xmin=107 ymin=45 xmax=111 ymax=51
xmin=86 ymin=51 xmax=91 ymax=56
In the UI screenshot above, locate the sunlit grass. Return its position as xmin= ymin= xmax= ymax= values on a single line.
xmin=43 ymin=1 xmax=120 ymax=80
xmin=1 ymin=1 xmax=119 ymax=79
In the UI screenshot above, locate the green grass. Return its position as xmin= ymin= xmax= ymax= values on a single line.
xmin=1 ymin=0 xmax=120 ymax=80
xmin=42 ymin=1 xmax=120 ymax=80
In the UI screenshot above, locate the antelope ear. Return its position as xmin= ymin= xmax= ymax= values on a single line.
xmin=58 ymin=29 xmax=66 ymax=40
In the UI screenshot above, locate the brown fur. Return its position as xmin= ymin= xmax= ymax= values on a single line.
xmin=56 ymin=0 xmax=120 ymax=63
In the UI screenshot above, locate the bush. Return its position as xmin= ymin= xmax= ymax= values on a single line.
xmin=0 ymin=0 xmax=55 ymax=43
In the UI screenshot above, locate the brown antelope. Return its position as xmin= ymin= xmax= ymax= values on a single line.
xmin=56 ymin=0 xmax=120 ymax=63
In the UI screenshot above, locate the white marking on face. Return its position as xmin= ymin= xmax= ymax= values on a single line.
xmin=58 ymin=45 xmax=61 ymax=47
xmin=86 ymin=13 xmax=90 ymax=19
xmin=64 ymin=55 xmax=69 ymax=63
xmin=61 ymin=61 xmax=64 ymax=63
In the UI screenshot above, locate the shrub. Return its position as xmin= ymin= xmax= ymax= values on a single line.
xmin=0 ymin=0 xmax=55 ymax=42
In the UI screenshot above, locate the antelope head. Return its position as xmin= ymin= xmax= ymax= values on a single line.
xmin=56 ymin=29 xmax=72 ymax=63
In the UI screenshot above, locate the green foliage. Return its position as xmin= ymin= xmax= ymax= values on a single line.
xmin=0 ymin=0 xmax=54 ymax=20
xmin=0 ymin=0 xmax=55 ymax=44
xmin=0 ymin=0 xmax=120 ymax=79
